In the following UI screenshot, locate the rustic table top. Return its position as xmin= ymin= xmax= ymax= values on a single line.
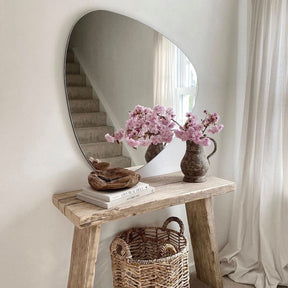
xmin=52 ymin=171 xmax=235 ymax=228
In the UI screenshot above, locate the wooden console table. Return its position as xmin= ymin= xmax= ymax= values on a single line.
xmin=52 ymin=172 xmax=235 ymax=288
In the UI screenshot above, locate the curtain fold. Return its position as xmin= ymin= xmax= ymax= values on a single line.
xmin=220 ymin=1 xmax=288 ymax=287
xmin=153 ymin=32 xmax=176 ymax=107
xmin=153 ymin=32 xmax=197 ymax=122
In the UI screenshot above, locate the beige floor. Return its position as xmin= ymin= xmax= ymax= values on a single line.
xmin=190 ymin=273 xmax=253 ymax=288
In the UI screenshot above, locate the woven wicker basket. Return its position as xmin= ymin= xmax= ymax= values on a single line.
xmin=110 ymin=217 xmax=190 ymax=288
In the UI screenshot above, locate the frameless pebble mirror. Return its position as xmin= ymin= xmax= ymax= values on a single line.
xmin=65 ymin=10 xmax=198 ymax=169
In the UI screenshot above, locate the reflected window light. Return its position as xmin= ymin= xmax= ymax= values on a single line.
xmin=154 ymin=33 xmax=197 ymax=123
xmin=174 ymin=46 xmax=197 ymax=123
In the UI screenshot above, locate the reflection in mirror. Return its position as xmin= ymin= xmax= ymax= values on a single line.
xmin=65 ymin=10 xmax=197 ymax=169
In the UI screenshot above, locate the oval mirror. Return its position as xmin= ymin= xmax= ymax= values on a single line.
xmin=65 ymin=10 xmax=198 ymax=169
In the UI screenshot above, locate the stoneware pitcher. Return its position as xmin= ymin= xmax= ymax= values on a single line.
xmin=180 ymin=138 xmax=217 ymax=183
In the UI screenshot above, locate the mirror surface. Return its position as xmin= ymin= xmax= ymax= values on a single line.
xmin=65 ymin=10 xmax=198 ymax=168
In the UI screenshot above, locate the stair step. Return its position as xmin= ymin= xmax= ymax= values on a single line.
xmin=71 ymin=112 xmax=106 ymax=128
xmin=67 ymin=87 xmax=93 ymax=99
xmin=100 ymin=156 xmax=131 ymax=168
xmin=66 ymin=62 xmax=80 ymax=74
xmin=82 ymin=142 xmax=122 ymax=159
xmin=75 ymin=126 xmax=114 ymax=143
xmin=66 ymin=50 xmax=74 ymax=62
xmin=66 ymin=74 xmax=86 ymax=86
xmin=69 ymin=99 xmax=99 ymax=113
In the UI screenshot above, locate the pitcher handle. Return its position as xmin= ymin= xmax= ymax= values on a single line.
xmin=207 ymin=137 xmax=217 ymax=164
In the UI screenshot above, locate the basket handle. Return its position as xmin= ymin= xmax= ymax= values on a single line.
xmin=162 ymin=217 xmax=184 ymax=235
xmin=158 ymin=243 xmax=178 ymax=258
xmin=124 ymin=227 xmax=146 ymax=244
xmin=110 ymin=237 xmax=132 ymax=259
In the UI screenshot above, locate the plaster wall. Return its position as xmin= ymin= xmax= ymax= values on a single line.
xmin=0 ymin=0 xmax=237 ymax=287
xmin=70 ymin=10 xmax=154 ymax=115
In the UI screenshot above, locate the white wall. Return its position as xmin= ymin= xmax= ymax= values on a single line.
xmin=70 ymin=10 xmax=154 ymax=117
xmin=0 ymin=0 xmax=237 ymax=287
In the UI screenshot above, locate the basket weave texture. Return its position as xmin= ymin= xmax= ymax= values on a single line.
xmin=110 ymin=217 xmax=190 ymax=288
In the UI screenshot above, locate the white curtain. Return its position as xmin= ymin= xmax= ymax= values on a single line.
xmin=153 ymin=32 xmax=176 ymax=107
xmin=153 ymin=33 xmax=197 ymax=122
xmin=220 ymin=1 xmax=288 ymax=288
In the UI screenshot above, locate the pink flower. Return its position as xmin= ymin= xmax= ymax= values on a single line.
xmin=105 ymin=105 xmax=177 ymax=148
xmin=159 ymin=127 xmax=174 ymax=143
xmin=153 ymin=104 xmax=165 ymax=115
xmin=105 ymin=106 xmax=223 ymax=149
xmin=166 ymin=107 xmax=175 ymax=117
xmin=126 ymin=138 xmax=140 ymax=148
xmin=105 ymin=134 xmax=115 ymax=143
xmin=196 ymin=137 xmax=211 ymax=146
xmin=174 ymin=110 xmax=223 ymax=146
xmin=134 ymin=105 xmax=145 ymax=113
xmin=139 ymin=139 xmax=151 ymax=147
xmin=208 ymin=124 xmax=224 ymax=134
xmin=114 ymin=129 xmax=125 ymax=141
xmin=174 ymin=130 xmax=189 ymax=141
xmin=203 ymin=112 xmax=220 ymax=126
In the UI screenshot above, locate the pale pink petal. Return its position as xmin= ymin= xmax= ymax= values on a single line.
xmin=105 ymin=134 xmax=115 ymax=143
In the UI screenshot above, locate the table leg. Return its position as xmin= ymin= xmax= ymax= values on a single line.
xmin=68 ymin=225 xmax=101 ymax=288
xmin=185 ymin=198 xmax=222 ymax=288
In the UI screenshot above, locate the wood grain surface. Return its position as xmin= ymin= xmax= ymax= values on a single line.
xmin=53 ymin=172 xmax=235 ymax=228
xmin=68 ymin=225 xmax=101 ymax=288
xmin=186 ymin=198 xmax=223 ymax=288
